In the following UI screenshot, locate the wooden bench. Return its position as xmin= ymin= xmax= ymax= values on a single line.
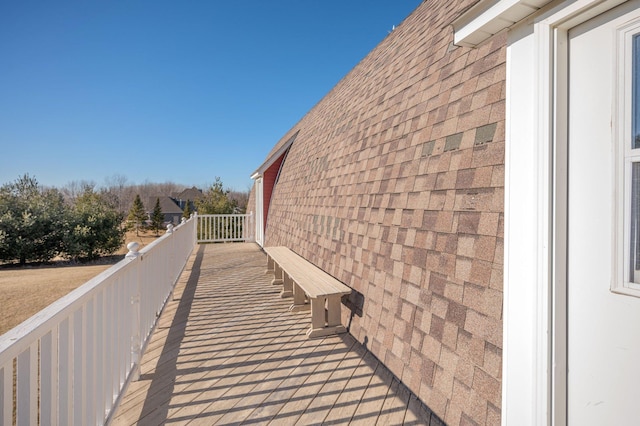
xmin=264 ymin=246 xmax=352 ymax=338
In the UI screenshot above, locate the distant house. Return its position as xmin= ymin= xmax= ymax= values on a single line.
xmin=148 ymin=187 xmax=204 ymax=226
xmin=171 ymin=187 xmax=203 ymax=212
xmin=148 ymin=196 xmax=184 ymax=225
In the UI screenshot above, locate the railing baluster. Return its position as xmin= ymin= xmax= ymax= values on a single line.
xmin=73 ymin=307 xmax=84 ymax=425
xmin=0 ymin=364 xmax=10 ymax=425
xmin=16 ymin=342 xmax=37 ymax=425
xmin=106 ymin=281 xmax=115 ymax=411
xmin=95 ymin=290 xmax=105 ymax=425
xmin=59 ymin=317 xmax=72 ymax=426
xmin=41 ymin=329 xmax=58 ymax=426
xmin=195 ymin=214 xmax=251 ymax=243
xmin=86 ymin=298 xmax=96 ymax=425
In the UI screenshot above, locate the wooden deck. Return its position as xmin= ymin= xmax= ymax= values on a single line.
xmin=111 ymin=243 xmax=442 ymax=425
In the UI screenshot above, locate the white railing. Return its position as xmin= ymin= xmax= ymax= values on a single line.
xmin=0 ymin=217 xmax=197 ymax=426
xmin=196 ymin=213 xmax=253 ymax=243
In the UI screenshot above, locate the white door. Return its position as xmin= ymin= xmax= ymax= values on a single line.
xmin=568 ymin=2 xmax=640 ymax=423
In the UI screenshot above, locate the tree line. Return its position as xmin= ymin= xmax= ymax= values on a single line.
xmin=59 ymin=174 xmax=249 ymax=217
xmin=0 ymin=174 xmax=249 ymax=265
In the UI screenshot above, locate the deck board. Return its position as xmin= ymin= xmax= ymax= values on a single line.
xmin=110 ymin=243 xmax=439 ymax=425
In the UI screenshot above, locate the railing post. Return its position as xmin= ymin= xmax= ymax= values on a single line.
xmin=248 ymin=212 xmax=254 ymax=242
xmin=166 ymin=223 xmax=175 ymax=294
xmin=125 ymin=242 xmax=140 ymax=260
xmin=193 ymin=212 xmax=198 ymax=245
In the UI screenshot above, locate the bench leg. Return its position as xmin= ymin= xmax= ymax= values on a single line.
xmin=326 ymin=296 xmax=344 ymax=328
xmin=271 ymin=263 xmax=283 ymax=286
xmin=309 ymin=296 xmax=326 ymax=333
xmin=280 ymin=273 xmax=293 ymax=298
xmin=306 ymin=296 xmax=347 ymax=339
xmin=265 ymin=255 xmax=274 ymax=275
xmin=289 ymin=282 xmax=309 ymax=312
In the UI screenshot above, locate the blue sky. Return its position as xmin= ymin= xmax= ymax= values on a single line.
xmin=0 ymin=1 xmax=421 ymax=192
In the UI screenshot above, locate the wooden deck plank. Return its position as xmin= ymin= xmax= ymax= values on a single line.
xmin=403 ymin=395 xmax=433 ymax=426
xmin=377 ymin=377 xmax=413 ymax=425
xmin=346 ymin=352 xmax=394 ymax=424
xmin=292 ymin=336 xmax=361 ymax=425
xmin=202 ymin=312 xmax=319 ymax=424
xmin=110 ymin=243 xmax=434 ymax=426
xmin=267 ymin=337 xmax=356 ymax=424
xmin=210 ymin=335 xmax=339 ymax=425
xmin=230 ymin=334 xmax=337 ymax=425
xmin=168 ymin=317 xmax=312 ymax=424
xmin=319 ymin=345 xmax=379 ymax=424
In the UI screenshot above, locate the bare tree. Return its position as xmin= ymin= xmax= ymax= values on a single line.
xmin=103 ymin=174 xmax=128 ymax=214
xmin=228 ymin=189 xmax=250 ymax=213
xmin=61 ymin=180 xmax=96 ymax=204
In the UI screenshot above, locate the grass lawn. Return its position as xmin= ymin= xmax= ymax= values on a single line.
xmin=0 ymin=230 xmax=162 ymax=336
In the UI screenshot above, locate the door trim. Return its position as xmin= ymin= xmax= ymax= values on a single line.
xmin=504 ymin=0 xmax=628 ymax=424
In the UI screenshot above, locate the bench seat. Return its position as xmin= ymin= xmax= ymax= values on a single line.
xmin=264 ymin=246 xmax=351 ymax=338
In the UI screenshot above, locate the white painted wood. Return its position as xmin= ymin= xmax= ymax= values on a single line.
xmin=86 ymin=298 xmax=96 ymax=425
xmin=95 ymin=290 xmax=105 ymax=425
xmin=196 ymin=214 xmax=250 ymax=243
xmin=551 ymin=26 xmax=569 ymax=426
xmin=105 ymin=280 xmax=116 ymax=411
xmin=452 ymin=0 xmax=554 ymax=47
xmin=0 ymin=216 xmax=197 ymax=426
xmin=250 ymin=132 xmax=297 ymax=178
xmin=500 ymin=1 xmax=633 ymax=424
xmin=16 ymin=343 xmax=37 ymax=425
xmin=73 ymin=307 xmax=84 ymax=425
xmin=59 ymin=317 xmax=72 ymax=426
xmin=40 ymin=329 xmax=59 ymax=425
xmin=0 ymin=366 xmax=10 ymax=425
xmin=255 ymin=178 xmax=264 ymax=246
xmin=503 ymin=26 xmax=539 ymax=412
xmin=567 ymin=4 xmax=640 ymax=423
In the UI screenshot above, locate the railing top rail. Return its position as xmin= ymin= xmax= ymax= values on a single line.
xmin=197 ymin=213 xmax=249 ymax=218
xmin=138 ymin=216 xmax=190 ymax=255
xmin=0 ymin=258 xmax=133 ymax=364
xmin=0 ymin=215 xmax=196 ymax=365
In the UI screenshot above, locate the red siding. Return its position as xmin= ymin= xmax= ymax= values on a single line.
xmin=262 ymin=155 xmax=285 ymax=230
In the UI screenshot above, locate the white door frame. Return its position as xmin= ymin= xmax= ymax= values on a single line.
xmin=506 ymin=1 xmax=628 ymax=424
xmin=255 ymin=177 xmax=264 ymax=246
xmin=455 ymin=0 xmax=629 ymax=424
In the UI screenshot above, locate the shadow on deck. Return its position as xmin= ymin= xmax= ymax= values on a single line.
xmin=111 ymin=243 xmax=443 ymax=425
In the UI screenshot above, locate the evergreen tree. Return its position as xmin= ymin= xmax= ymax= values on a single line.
xmin=195 ymin=178 xmax=239 ymax=240
xmin=127 ymin=194 xmax=147 ymax=236
xmin=195 ymin=177 xmax=237 ymax=214
xmin=0 ymin=174 xmax=66 ymax=264
xmin=151 ymin=198 xmax=164 ymax=236
xmin=182 ymin=199 xmax=192 ymax=219
xmin=62 ymin=189 xmax=124 ymax=261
